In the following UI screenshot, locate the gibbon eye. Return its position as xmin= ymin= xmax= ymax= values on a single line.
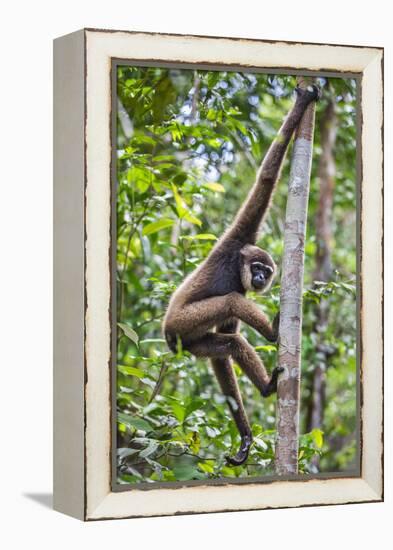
xmin=251 ymin=262 xmax=264 ymax=274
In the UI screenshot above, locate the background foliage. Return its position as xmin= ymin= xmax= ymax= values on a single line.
xmin=115 ymin=66 xmax=357 ymax=484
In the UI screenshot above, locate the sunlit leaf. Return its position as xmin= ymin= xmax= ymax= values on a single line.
xmin=170 ymin=185 xmax=201 ymax=226
xmin=254 ymin=344 xmax=277 ymax=353
xmin=118 ymin=364 xmax=145 ymax=378
xmin=198 ymin=461 xmax=214 ymax=473
xmin=142 ymin=218 xmax=174 ymax=236
xmin=181 ymin=234 xmax=217 ymax=241
xmin=171 ymin=184 xmax=187 ymax=217
xmin=183 ymin=212 xmax=202 ymax=226
xmin=186 ymin=431 xmax=201 ymax=454
xmin=311 ymin=428 xmax=324 ymax=449
xmin=203 ymin=182 xmax=225 ymax=193
xmin=206 ymin=109 xmax=216 ymax=121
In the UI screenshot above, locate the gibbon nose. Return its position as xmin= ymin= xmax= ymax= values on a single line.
xmin=253 ymin=274 xmax=265 ymax=288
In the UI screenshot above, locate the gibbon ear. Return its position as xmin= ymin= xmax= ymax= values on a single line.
xmin=239 ymin=244 xmax=252 ymax=258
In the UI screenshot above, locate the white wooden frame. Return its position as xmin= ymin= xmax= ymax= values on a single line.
xmin=53 ymin=28 xmax=383 ymax=521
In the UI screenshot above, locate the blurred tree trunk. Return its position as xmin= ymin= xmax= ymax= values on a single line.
xmin=306 ymin=90 xmax=337 ymax=467
xmin=275 ymin=78 xmax=317 ymax=475
xmin=117 ymin=99 xmax=133 ymax=139
xmin=170 ymin=72 xmax=200 ymax=253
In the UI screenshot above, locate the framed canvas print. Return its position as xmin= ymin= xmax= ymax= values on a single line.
xmin=53 ymin=28 xmax=383 ymax=521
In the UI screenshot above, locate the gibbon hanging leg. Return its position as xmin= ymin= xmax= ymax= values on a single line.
xmin=210 ymin=319 xmax=253 ymax=466
xmin=163 ymin=85 xmax=320 ymax=465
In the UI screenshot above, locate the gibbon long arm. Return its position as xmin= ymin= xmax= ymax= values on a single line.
xmin=225 ymin=86 xmax=319 ymax=245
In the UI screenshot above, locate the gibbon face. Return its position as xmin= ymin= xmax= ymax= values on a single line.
xmin=240 ymin=245 xmax=276 ymax=293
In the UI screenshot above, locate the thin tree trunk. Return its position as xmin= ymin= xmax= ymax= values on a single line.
xmin=307 ymin=92 xmax=337 ymax=468
xmin=117 ymin=99 xmax=133 ymax=139
xmin=275 ymin=78 xmax=317 ymax=475
xmin=190 ymin=72 xmax=200 ymax=120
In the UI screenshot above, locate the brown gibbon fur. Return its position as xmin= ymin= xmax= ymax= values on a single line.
xmin=163 ymin=85 xmax=320 ymax=466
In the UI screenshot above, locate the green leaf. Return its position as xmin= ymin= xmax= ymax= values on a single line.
xmin=142 ymin=218 xmax=174 ymax=236
xmin=183 ymin=212 xmax=202 ymax=226
xmin=118 ymin=323 xmax=139 ymax=346
xmin=185 ymin=398 xmax=205 ymax=418
xmin=206 ymin=109 xmax=216 ymax=121
xmin=126 ymin=165 xmax=153 ymax=193
xmin=117 ymin=412 xmax=153 ymax=433
xmin=118 ymin=364 xmax=145 ymax=378
xmin=198 ymin=461 xmax=214 ymax=473
xmin=169 ymin=400 xmax=186 ymax=423
xmin=221 ymin=465 xmax=236 ymax=477
xmin=254 ymin=437 xmax=268 ymax=451
xmin=170 ymin=122 xmax=183 ymax=142
xmin=172 ymin=462 xmax=204 ymax=481
xmin=186 ymin=431 xmax=201 ymax=454
xmin=173 ymin=172 xmax=188 ymax=185
xmin=171 ymin=185 xmax=202 ymax=226
xmin=153 ymin=154 xmax=175 ymax=162
xmin=311 ymin=428 xmax=324 ymax=449
xmin=171 ymin=184 xmax=187 ymax=217
xmin=229 ymin=117 xmax=248 ymax=136
xmin=203 ymin=182 xmax=225 ymax=193
xmin=254 ymin=344 xmax=277 ymax=353
xmin=181 ymin=233 xmax=217 ymax=241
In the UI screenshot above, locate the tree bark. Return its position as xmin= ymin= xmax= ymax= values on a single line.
xmin=307 ymin=92 xmax=337 ymax=467
xmin=275 ymin=78 xmax=317 ymax=475
xmin=314 ymin=95 xmax=336 ymax=284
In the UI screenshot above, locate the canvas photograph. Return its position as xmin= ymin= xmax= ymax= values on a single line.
xmin=113 ymin=64 xmax=358 ymax=486
xmin=52 ymin=28 xmax=383 ymax=520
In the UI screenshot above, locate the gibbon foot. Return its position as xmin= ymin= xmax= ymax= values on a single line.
xmin=261 ymin=366 xmax=284 ymax=397
xmin=226 ymin=434 xmax=252 ymax=466
xmin=295 ymin=83 xmax=321 ymax=102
